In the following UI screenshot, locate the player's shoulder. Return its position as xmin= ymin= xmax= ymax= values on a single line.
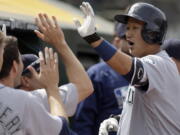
xmin=59 ymin=83 xmax=77 ymax=92
xmin=0 ymin=85 xmax=39 ymax=107
xmin=140 ymin=50 xmax=172 ymax=66
xmin=2 ymin=85 xmax=33 ymax=98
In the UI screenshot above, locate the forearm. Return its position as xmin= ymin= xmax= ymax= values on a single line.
xmin=46 ymin=86 xmax=68 ymax=120
xmin=91 ymin=39 xmax=132 ymax=75
xmin=56 ymin=43 xmax=93 ymax=102
xmin=106 ymin=50 xmax=132 ymax=75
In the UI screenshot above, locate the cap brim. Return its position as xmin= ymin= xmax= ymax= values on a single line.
xmin=115 ymin=14 xmax=146 ymax=25
xmin=114 ymin=15 xmax=129 ymax=24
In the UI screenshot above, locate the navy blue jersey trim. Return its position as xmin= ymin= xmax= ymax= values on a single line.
xmin=123 ymin=58 xmax=148 ymax=91
xmin=59 ymin=117 xmax=77 ymax=135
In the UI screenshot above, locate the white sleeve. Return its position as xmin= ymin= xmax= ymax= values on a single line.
xmin=140 ymin=53 xmax=172 ymax=93
xmin=22 ymin=93 xmax=63 ymax=135
xmin=59 ymin=83 xmax=79 ymax=116
xmin=31 ymin=83 xmax=79 ymax=116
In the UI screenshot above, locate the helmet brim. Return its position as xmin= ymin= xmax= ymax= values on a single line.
xmin=115 ymin=14 xmax=146 ymax=24
xmin=114 ymin=15 xmax=129 ymax=24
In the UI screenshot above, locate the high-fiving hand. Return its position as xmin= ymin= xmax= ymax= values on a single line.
xmin=28 ymin=47 xmax=59 ymax=90
xmin=73 ymin=2 xmax=96 ymax=37
xmin=35 ymin=13 xmax=66 ymax=48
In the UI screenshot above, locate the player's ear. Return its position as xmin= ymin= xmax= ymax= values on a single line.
xmin=12 ymin=60 xmax=19 ymax=76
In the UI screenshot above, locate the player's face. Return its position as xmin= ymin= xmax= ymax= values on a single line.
xmin=20 ymin=74 xmax=42 ymax=91
xmin=126 ymin=18 xmax=150 ymax=57
xmin=14 ymin=52 xmax=24 ymax=87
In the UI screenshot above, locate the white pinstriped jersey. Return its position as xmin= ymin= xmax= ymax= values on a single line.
xmin=31 ymin=83 xmax=78 ymax=116
xmin=118 ymin=51 xmax=180 ymax=135
xmin=0 ymin=83 xmax=78 ymax=134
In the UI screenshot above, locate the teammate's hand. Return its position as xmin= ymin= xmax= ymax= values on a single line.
xmin=73 ymin=2 xmax=96 ymax=37
xmin=98 ymin=117 xmax=119 ymax=135
xmin=28 ymin=47 xmax=59 ymax=90
xmin=35 ymin=13 xmax=67 ymax=49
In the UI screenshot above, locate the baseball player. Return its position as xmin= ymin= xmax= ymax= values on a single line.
xmin=0 ymin=19 xmax=94 ymax=118
xmin=0 ymin=34 xmax=72 ymax=134
xmin=71 ymin=23 xmax=129 ymax=135
xmin=73 ymin=2 xmax=180 ymax=135
xmin=0 ymin=42 xmax=76 ymax=117
xmin=20 ymin=54 xmax=80 ymax=116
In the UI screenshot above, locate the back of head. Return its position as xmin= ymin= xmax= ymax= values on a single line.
xmin=115 ymin=2 xmax=167 ymax=45
xmin=20 ymin=54 xmax=40 ymax=90
xmin=0 ymin=32 xmax=6 ymax=70
xmin=162 ymin=39 xmax=180 ymax=61
xmin=22 ymin=54 xmax=39 ymax=77
xmin=0 ymin=36 xmax=20 ymax=79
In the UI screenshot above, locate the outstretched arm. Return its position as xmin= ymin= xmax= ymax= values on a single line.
xmin=74 ymin=2 xmax=132 ymax=75
xmin=34 ymin=13 xmax=93 ymax=102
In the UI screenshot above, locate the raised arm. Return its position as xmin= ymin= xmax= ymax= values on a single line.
xmin=34 ymin=13 xmax=93 ymax=102
xmin=28 ymin=47 xmax=68 ymax=120
xmin=74 ymin=2 xmax=132 ymax=75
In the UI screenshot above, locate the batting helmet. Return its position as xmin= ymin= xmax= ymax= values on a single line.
xmin=114 ymin=23 xmax=126 ymax=38
xmin=114 ymin=2 xmax=167 ymax=44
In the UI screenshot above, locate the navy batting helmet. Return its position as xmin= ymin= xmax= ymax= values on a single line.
xmin=114 ymin=2 xmax=167 ymax=45
xmin=114 ymin=23 xmax=126 ymax=38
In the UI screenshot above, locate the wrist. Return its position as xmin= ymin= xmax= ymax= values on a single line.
xmin=46 ymin=85 xmax=59 ymax=93
xmin=52 ymin=40 xmax=68 ymax=49
xmin=83 ymin=33 xmax=101 ymax=44
xmin=94 ymin=40 xmax=117 ymax=61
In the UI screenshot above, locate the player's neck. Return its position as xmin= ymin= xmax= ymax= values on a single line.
xmin=0 ymin=77 xmax=14 ymax=88
xmin=146 ymin=44 xmax=161 ymax=55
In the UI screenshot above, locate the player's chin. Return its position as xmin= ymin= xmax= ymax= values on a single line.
xmin=130 ymin=49 xmax=141 ymax=57
xmin=129 ymin=48 xmax=136 ymax=57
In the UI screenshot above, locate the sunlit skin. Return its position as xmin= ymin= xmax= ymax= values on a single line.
xmin=14 ymin=52 xmax=24 ymax=87
xmin=126 ymin=18 xmax=161 ymax=57
xmin=0 ymin=44 xmax=4 ymax=70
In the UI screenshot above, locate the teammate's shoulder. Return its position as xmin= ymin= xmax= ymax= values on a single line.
xmin=31 ymin=88 xmax=47 ymax=98
xmin=59 ymin=83 xmax=77 ymax=92
xmin=87 ymin=62 xmax=110 ymax=74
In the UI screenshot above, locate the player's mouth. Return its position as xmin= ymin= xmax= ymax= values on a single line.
xmin=127 ymin=40 xmax=135 ymax=54
xmin=128 ymin=41 xmax=134 ymax=46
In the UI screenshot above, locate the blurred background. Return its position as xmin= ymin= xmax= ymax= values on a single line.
xmin=0 ymin=0 xmax=179 ymax=84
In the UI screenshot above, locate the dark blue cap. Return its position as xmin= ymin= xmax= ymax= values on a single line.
xmin=21 ymin=54 xmax=40 ymax=76
xmin=114 ymin=23 xmax=126 ymax=38
xmin=162 ymin=39 xmax=180 ymax=60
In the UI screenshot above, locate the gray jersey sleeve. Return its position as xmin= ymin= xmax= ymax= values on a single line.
xmin=31 ymin=83 xmax=78 ymax=116
xmin=139 ymin=51 xmax=177 ymax=92
xmin=22 ymin=93 xmax=63 ymax=135
xmin=139 ymin=54 xmax=164 ymax=92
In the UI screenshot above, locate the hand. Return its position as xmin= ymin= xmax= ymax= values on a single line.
xmin=73 ymin=2 xmax=96 ymax=37
xmin=28 ymin=47 xmax=59 ymax=90
xmin=35 ymin=13 xmax=66 ymax=48
xmin=98 ymin=117 xmax=119 ymax=135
